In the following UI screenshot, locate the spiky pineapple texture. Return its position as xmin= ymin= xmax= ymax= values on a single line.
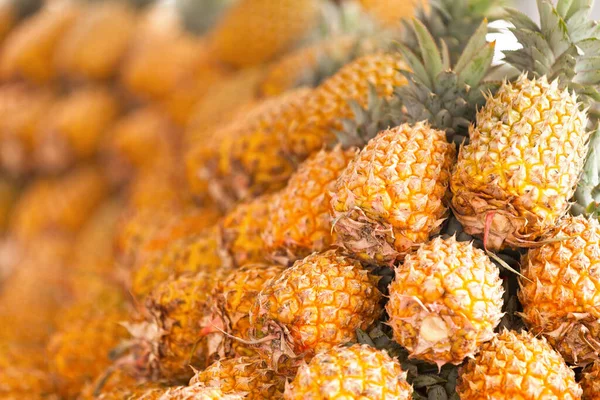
xmin=191 ymin=356 xmax=287 ymax=399
xmin=331 ymin=122 xmax=455 ymax=265
xmin=159 ymin=384 xmax=246 ymax=400
xmin=451 ymin=75 xmax=590 ymax=250
xmin=457 ymin=329 xmax=582 ymax=399
xmin=386 ymin=236 xmax=504 ymax=367
xmin=126 ymin=272 xmax=222 ymax=383
xmin=284 ymin=343 xmax=413 ymax=400
xmin=249 ymin=249 xmax=383 ymax=369
xmin=518 ymin=215 xmax=600 ymax=366
xmin=264 ymin=146 xmax=356 ymax=264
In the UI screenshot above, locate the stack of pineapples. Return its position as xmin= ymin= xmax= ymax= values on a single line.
xmin=1 ymin=0 xmax=600 ymax=398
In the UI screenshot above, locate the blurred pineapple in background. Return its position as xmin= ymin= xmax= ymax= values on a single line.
xmin=0 ymin=0 xmax=42 ymax=42
xmin=359 ymin=0 xmax=427 ymax=27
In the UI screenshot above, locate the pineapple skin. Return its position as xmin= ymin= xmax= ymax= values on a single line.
xmin=191 ymin=356 xmax=287 ymax=399
xmin=212 ymin=263 xmax=286 ymax=357
xmin=264 ymin=146 xmax=356 ymax=265
xmin=0 ymin=0 xmax=80 ymax=83
xmin=54 ymin=0 xmax=137 ymax=80
xmin=159 ymin=384 xmax=246 ymax=400
xmin=581 ymin=362 xmax=600 ymax=400
xmin=456 ymin=329 xmax=582 ymax=399
xmin=451 ymin=75 xmax=589 ymax=250
xmin=284 ymin=344 xmax=413 ymax=400
xmin=250 ymin=249 xmax=383 ymax=366
xmin=331 ymin=122 xmax=456 ymax=265
xmin=131 ymin=227 xmax=226 ymax=300
xmin=359 ymin=0 xmax=425 ymax=27
xmin=386 ymin=236 xmax=504 ymax=367
xmin=210 ymin=0 xmax=320 ymax=68
xmin=131 ymin=272 xmax=222 ymax=382
xmin=36 ymin=85 xmax=120 ymax=172
xmin=518 ymin=215 xmax=600 ymax=366
xmin=9 ymin=166 xmax=109 ymax=241
xmin=47 ymin=309 xmax=129 ymax=398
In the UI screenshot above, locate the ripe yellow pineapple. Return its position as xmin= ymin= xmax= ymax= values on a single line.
xmin=36 ymin=85 xmax=120 ymax=172
xmin=284 ymin=344 xmax=413 ymax=399
xmin=581 ymin=362 xmax=600 ymax=400
xmin=131 ymin=226 xmax=226 ymax=300
xmin=264 ymin=146 xmax=356 ymax=264
xmin=0 ymin=342 xmax=55 ymax=399
xmin=456 ymin=329 xmax=582 ymax=399
xmin=0 ymin=234 xmax=72 ymax=345
xmin=332 ymin=122 xmax=456 ymax=265
xmin=0 ymin=84 xmax=54 ymax=176
xmin=54 ymin=0 xmax=137 ymax=80
xmin=220 ymin=194 xmax=273 ymax=267
xmin=451 ymin=75 xmax=590 ymax=250
xmin=386 ymin=236 xmax=504 ymax=367
xmin=359 ymin=0 xmax=425 ymax=27
xmin=47 ymin=308 xmax=130 ymax=398
xmin=191 ymin=356 xmax=287 ymax=399
xmin=212 ymin=263 xmax=286 ymax=357
xmin=0 ymin=0 xmax=80 ymax=83
xmin=249 ymin=249 xmax=383 ymax=368
xmin=9 ymin=166 xmax=109 ymax=241
xmin=518 ymin=215 xmax=600 ymax=366
xmin=125 ymin=272 xmax=223 ymax=382
xmin=159 ymin=384 xmax=246 ymax=400
xmin=209 ymin=0 xmax=320 ymax=67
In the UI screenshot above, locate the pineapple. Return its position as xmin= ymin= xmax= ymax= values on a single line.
xmin=131 ymin=226 xmax=226 ymax=300
xmin=54 ymin=0 xmax=137 ymax=81
xmin=209 ymin=0 xmax=320 ymax=67
xmin=0 ymin=342 xmax=55 ymax=399
xmin=47 ymin=308 xmax=129 ymax=398
xmin=186 ymin=88 xmax=311 ymax=205
xmin=0 ymin=0 xmax=80 ymax=83
xmin=331 ymin=122 xmax=455 ymax=265
xmin=581 ymin=362 xmax=600 ymax=400
xmin=191 ymin=356 xmax=287 ymax=399
xmin=359 ymin=0 xmax=425 ymax=27
xmin=36 ymin=86 xmax=120 ymax=172
xmin=451 ymin=75 xmax=590 ymax=250
xmin=456 ymin=329 xmax=582 ymax=399
xmin=212 ymin=263 xmax=286 ymax=357
xmin=249 ymin=249 xmax=383 ymax=369
xmin=264 ymin=146 xmax=356 ymax=264
xmin=159 ymin=384 xmax=246 ymax=400
xmin=9 ymin=166 xmax=109 ymax=242
xmin=0 ymin=177 xmax=18 ymax=233
xmin=125 ymin=272 xmax=223 ymax=382
xmin=220 ymin=194 xmax=273 ymax=267
xmin=0 ymin=84 xmax=54 ymax=176
xmin=103 ymin=107 xmax=178 ymax=183
xmin=284 ymin=344 xmax=413 ymax=399
xmin=518 ymin=215 xmax=600 ymax=366
xmin=386 ymin=236 xmax=504 ymax=367
xmin=0 ymin=235 xmax=72 ymax=345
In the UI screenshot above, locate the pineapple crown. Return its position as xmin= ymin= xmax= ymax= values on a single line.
xmin=401 ymin=0 xmax=505 ymax=64
xmin=503 ymin=0 xmax=600 ymax=107
xmin=336 ymin=18 xmax=498 ymax=148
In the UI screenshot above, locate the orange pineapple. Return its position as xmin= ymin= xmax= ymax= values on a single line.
xmin=0 ymin=341 xmax=55 ymax=399
xmin=359 ymin=0 xmax=425 ymax=27
xmin=0 ymin=0 xmax=80 ymax=83
xmin=209 ymin=0 xmax=320 ymax=67
xmin=0 ymin=177 xmax=18 ymax=233
xmin=0 ymin=84 xmax=54 ymax=176
xmin=264 ymin=146 xmax=356 ymax=264
xmin=249 ymin=249 xmax=383 ymax=369
xmin=9 ymin=166 xmax=109 ymax=242
xmin=54 ymin=0 xmax=137 ymax=80
xmin=36 ymin=86 xmax=120 ymax=172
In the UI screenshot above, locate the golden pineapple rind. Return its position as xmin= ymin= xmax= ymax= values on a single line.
xmin=284 ymin=344 xmax=413 ymax=400
xmin=456 ymin=330 xmax=582 ymax=399
xmin=331 ymin=122 xmax=456 ymax=264
xmin=264 ymin=146 xmax=356 ymax=264
xmin=250 ymin=249 xmax=383 ymax=363
xmin=518 ymin=215 xmax=600 ymax=366
xmin=451 ymin=75 xmax=590 ymax=250
xmin=386 ymin=236 xmax=504 ymax=367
